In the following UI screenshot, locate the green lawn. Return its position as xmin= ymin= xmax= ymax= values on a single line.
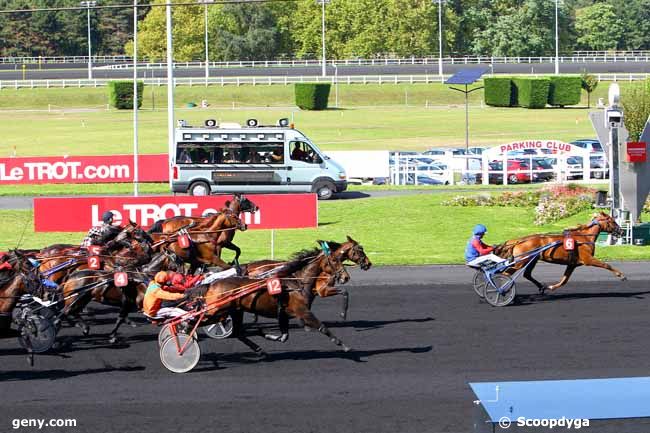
xmin=2 ymin=194 xmax=647 ymax=265
xmin=0 ymin=82 xmax=617 ymax=157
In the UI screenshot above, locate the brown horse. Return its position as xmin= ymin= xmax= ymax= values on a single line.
xmin=59 ymin=233 xmax=155 ymax=342
xmin=242 ymin=236 xmax=372 ymax=319
xmin=0 ymin=251 xmax=34 ymax=330
xmin=493 ymin=212 xmax=626 ymax=293
xmin=149 ymin=194 xmax=258 ymax=271
xmin=189 ymin=247 xmax=351 ymax=357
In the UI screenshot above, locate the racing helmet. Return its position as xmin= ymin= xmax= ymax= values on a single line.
xmin=473 ymin=224 xmax=488 ymax=235
xmin=102 ymin=211 xmax=114 ymax=224
xmin=154 ymin=271 xmax=168 ymax=284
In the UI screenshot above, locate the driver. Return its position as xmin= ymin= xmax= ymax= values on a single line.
xmin=81 ymin=211 xmax=120 ymax=248
xmin=143 ymin=271 xmax=188 ymax=320
xmin=465 ymin=224 xmax=503 ymax=267
xmin=290 ymin=142 xmax=310 ymax=162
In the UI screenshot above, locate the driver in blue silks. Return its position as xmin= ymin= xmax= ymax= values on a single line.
xmin=465 ymin=224 xmax=504 ymax=267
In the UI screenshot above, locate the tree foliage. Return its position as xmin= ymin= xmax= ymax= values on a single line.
xmin=575 ymin=3 xmax=623 ymax=51
xmin=621 ymin=81 xmax=650 ymax=142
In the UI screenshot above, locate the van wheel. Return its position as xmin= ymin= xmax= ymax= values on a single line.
xmin=312 ymin=180 xmax=335 ymax=200
xmin=189 ymin=181 xmax=211 ymax=196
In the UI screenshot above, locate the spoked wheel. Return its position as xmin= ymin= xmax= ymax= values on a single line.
xmin=17 ymin=314 xmax=57 ymax=353
xmin=201 ymin=316 xmax=234 ymax=340
xmin=158 ymin=323 xmax=197 ymax=347
xmin=160 ymin=333 xmax=201 ymax=373
xmin=472 ymin=271 xmax=487 ymax=299
xmin=484 ymin=274 xmax=516 ymax=307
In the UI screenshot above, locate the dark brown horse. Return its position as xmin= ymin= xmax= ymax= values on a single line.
xmin=149 ymin=194 xmax=257 ymax=271
xmin=0 ymin=251 xmax=34 ymax=330
xmin=59 ymin=233 xmax=155 ymax=342
xmin=493 ymin=212 xmax=626 ymax=293
xmin=189 ymin=247 xmax=351 ymax=357
xmin=242 ymin=236 xmax=372 ymax=319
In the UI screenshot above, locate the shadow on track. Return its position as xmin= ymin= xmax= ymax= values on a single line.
xmin=0 ymin=365 xmax=145 ymax=382
xmin=514 ymin=290 xmax=650 ymax=306
xmin=194 ymin=345 xmax=433 ymax=372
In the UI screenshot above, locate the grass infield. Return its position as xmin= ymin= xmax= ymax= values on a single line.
xmin=2 ymin=193 xmax=648 ymax=265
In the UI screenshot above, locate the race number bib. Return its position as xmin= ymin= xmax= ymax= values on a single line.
xmin=88 ymin=256 xmax=101 ymax=270
xmin=266 ymin=278 xmax=282 ymax=295
xmin=114 ymin=272 xmax=129 ymax=287
xmin=88 ymin=245 xmax=102 ymax=255
xmin=178 ymin=234 xmax=191 ymax=249
xmin=564 ymin=237 xmax=575 ymax=251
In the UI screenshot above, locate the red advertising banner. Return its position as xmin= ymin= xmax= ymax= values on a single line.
xmin=0 ymin=154 xmax=168 ymax=184
xmin=626 ymin=142 xmax=647 ymax=163
xmin=33 ymin=194 xmax=317 ymax=232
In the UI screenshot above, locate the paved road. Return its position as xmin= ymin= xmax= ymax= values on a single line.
xmin=1 ymin=61 xmax=650 ymax=80
xmin=1 ymin=263 xmax=650 ymax=433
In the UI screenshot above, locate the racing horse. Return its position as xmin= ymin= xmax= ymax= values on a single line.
xmin=493 ymin=212 xmax=626 ymax=293
xmin=59 ymin=231 xmax=155 ymax=343
xmin=0 ymin=251 xmax=34 ymax=330
xmin=149 ymin=193 xmax=258 ymax=271
xmin=242 ymin=236 xmax=372 ymax=319
xmin=188 ymin=246 xmax=352 ymax=357
xmin=35 ymin=221 xmax=151 ymax=285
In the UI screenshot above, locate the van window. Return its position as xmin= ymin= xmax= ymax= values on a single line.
xmin=290 ymin=141 xmax=321 ymax=164
xmin=176 ymin=142 xmax=284 ymax=164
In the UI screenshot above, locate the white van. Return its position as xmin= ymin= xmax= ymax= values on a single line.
xmin=171 ymin=119 xmax=347 ymax=199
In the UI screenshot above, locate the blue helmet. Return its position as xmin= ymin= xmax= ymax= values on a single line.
xmin=102 ymin=211 xmax=114 ymax=224
xmin=473 ymin=224 xmax=487 ymax=235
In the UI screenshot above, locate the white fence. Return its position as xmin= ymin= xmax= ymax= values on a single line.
xmin=389 ymin=153 xmax=608 ymax=187
xmin=1 ymin=73 xmax=647 ymax=90
xmin=5 ymin=52 xmax=650 ymax=66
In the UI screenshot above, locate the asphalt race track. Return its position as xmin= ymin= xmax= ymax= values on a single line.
xmin=1 ymin=61 xmax=650 ymax=80
xmin=1 ymin=263 xmax=650 ymax=433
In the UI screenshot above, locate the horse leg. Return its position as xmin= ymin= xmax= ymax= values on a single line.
xmin=521 ymin=255 xmax=548 ymax=294
xmin=108 ymin=298 xmax=134 ymax=344
xmin=223 ymin=242 xmax=241 ymax=267
xmin=316 ymin=284 xmax=350 ymax=321
xmin=546 ymin=265 xmax=577 ymax=292
xmin=294 ymin=306 xmax=350 ymax=352
xmin=260 ymin=294 xmax=290 ymax=342
xmin=231 ymin=310 xmax=266 ymax=358
xmin=581 ymin=257 xmax=627 ymax=281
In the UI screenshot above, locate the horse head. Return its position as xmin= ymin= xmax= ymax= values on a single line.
xmin=342 ymin=236 xmax=372 ymax=270
xmin=229 ymin=193 xmax=259 ymax=214
xmin=592 ymin=212 xmax=624 ymax=238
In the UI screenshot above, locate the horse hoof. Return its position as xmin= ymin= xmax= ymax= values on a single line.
xmin=342 ymin=345 xmax=351 ymax=353
xmin=108 ymin=336 xmax=118 ymax=344
xmin=620 ymin=276 xmax=628 ymax=282
xmin=304 ymin=326 xmax=312 ymax=332
xmin=339 ymin=313 xmax=348 ymax=321
xmin=82 ymin=326 xmax=90 ymax=336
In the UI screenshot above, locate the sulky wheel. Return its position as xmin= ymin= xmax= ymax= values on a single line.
xmin=17 ymin=314 xmax=57 ymax=353
xmin=483 ymin=274 xmax=516 ymax=307
xmin=201 ymin=316 xmax=234 ymax=340
xmin=472 ymin=271 xmax=487 ymax=299
xmin=158 ymin=324 xmax=173 ymax=347
xmin=159 ymin=333 xmax=201 ymax=373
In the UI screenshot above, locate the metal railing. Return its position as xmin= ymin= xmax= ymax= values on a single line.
xmin=4 ymin=52 xmax=650 ymax=67
xmin=0 ymin=73 xmax=647 ymax=90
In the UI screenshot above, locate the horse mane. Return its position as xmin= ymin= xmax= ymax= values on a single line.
xmin=290 ymin=247 xmax=321 ymax=262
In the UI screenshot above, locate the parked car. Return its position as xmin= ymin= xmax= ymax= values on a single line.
xmin=476 ymin=160 xmax=532 ymax=184
xmin=423 ymin=147 xmax=467 ymax=157
xmin=590 ymin=154 xmax=609 ymax=179
xmin=417 ymin=162 xmax=449 ymax=184
xmin=570 ymin=139 xmax=605 ymax=154
xmin=529 ymin=158 xmax=555 ymax=182
xmin=467 ymin=147 xmax=487 ymax=155
xmin=565 ymin=156 xmax=584 ymax=179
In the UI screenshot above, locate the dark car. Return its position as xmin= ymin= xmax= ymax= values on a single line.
xmin=476 ymin=160 xmax=531 ymax=184
xmin=530 ymin=158 xmax=554 ymax=182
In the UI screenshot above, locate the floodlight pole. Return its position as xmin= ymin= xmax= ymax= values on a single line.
xmin=438 ymin=0 xmax=443 ymax=79
xmin=133 ymin=0 xmax=139 ymax=196
xmin=449 ymin=84 xmax=483 ymax=182
xmin=166 ymin=1 xmax=175 ymax=188
xmin=321 ymin=0 xmax=327 ymax=77
xmin=80 ymin=1 xmax=96 ymax=80
xmin=200 ymin=0 xmax=214 ymax=86
xmin=554 ymin=0 xmax=559 ymax=75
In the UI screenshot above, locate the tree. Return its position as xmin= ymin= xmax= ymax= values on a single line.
xmin=575 ymin=3 xmax=623 ymax=51
xmin=580 ymin=71 xmax=598 ymax=108
xmin=621 ymin=82 xmax=650 ymax=142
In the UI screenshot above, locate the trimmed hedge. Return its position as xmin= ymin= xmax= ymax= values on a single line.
xmin=512 ymin=78 xmax=550 ymax=109
xmin=548 ymin=76 xmax=582 ymax=107
xmin=294 ymin=83 xmax=331 ymax=110
xmin=108 ymin=81 xmax=144 ymax=109
xmin=484 ymin=77 xmax=514 ymax=107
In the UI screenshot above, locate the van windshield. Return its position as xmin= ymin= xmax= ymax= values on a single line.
xmin=176 ymin=142 xmax=285 ymax=164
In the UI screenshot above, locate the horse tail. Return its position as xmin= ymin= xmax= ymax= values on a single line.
xmin=148 ymin=220 xmax=164 ymax=234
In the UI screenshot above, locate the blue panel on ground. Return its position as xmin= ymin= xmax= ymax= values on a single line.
xmin=470 ymin=377 xmax=650 ymax=422
xmin=444 ymin=67 xmax=488 ymax=85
